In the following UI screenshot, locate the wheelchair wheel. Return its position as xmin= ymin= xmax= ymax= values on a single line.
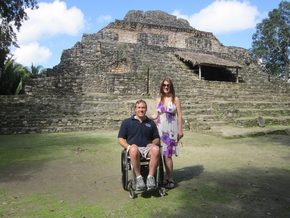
xmin=159 ymin=187 xmax=166 ymax=196
xmin=128 ymin=179 xmax=135 ymax=199
xmin=158 ymin=154 xmax=164 ymax=186
xmin=121 ymin=150 xmax=128 ymax=191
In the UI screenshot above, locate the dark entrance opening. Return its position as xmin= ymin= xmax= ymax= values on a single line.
xmin=192 ymin=65 xmax=236 ymax=82
xmin=175 ymin=52 xmax=241 ymax=83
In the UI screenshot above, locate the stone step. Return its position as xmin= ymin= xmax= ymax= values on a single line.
xmin=1 ymin=123 xmax=122 ymax=134
xmin=81 ymin=92 xmax=135 ymax=101
xmin=182 ymin=101 xmax=290 ymax=110
xmin=79 ymin=109 xmax=128 ymax=116
xmin=183 ymin=115 xmax=228 ymax=131
xmin=233 ymin=116 xmax=290 ymax=127
xmin=179 ymin=95 xmax=289 ymax=103
xmin=207 ymin=125 xmax=290 ymax=138
xmin=232 ymin=108 xmax=290 ymax=117
xmin=0 ymin=115 xmax=124 ymax=134
xmin=182 ymin=108 xmax=290 ymax=117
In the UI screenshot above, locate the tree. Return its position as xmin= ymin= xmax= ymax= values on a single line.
xmin=27 ymin=63 xmax=46 ymax=76
xmin=0 ymin=0 xmax=38 ymax=71
xmin=251 ymin=1 xmax=290 ymax=81
xmin=0 ymin=60 xmax=46 ymax=95
xmin=0 ymin=58 xmax=30 ymax=95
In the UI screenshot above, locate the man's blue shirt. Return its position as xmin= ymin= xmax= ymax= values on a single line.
xmin=118 ymin=115 xmax=160 ymax=147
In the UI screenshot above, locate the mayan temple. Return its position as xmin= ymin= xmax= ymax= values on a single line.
xmin=0 ymin=10 xmax=289 ymax=136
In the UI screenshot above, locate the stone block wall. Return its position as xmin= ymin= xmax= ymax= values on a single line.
xmin=24 ymin=73 xmax=83 ymax=97
xmin=1 ymin=10 xmax=289 ymax=135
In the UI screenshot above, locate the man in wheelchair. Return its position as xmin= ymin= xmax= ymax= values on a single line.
xmin=118 ymin=99 xmax=160 ymax=191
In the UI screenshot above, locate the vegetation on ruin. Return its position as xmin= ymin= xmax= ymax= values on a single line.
xmin=0 ymin=59 xmax=45 ymax=95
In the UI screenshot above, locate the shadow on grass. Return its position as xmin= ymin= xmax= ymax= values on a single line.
xmin=156 ymin=134 xmax=290 ymax=217
xmin=171 ymin=165 xmax=290 ymax=217
xmin=174 ymin=165 xmax=205 ymax=184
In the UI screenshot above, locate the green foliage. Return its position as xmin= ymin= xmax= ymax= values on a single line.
xmin=0 ymin=58 xmax=30 ymax=95
xmin=27 ymin=62 xmax=46 ymax=76
xmin=0 ymin=59 xmax=45 ymax=95
xmin=251 ymin=1 xmax=290 ymax=80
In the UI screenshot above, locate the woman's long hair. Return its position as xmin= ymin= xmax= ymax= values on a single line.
xmin=159 ymin=78 xmax=176 ymax=104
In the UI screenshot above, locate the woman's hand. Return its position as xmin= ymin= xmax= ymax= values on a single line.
xmin=177 ymin=131 xmax=184 ymax=141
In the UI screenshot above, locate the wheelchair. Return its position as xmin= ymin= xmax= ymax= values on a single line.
xmin=121 ymin=149 xmax=166 ymax=198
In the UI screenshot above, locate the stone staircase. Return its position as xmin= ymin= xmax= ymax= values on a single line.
xmin=77 ymin=71 xmax=290 ymax=138
xmin=122 ymin=50 xmax=290 ymax=137
xmin=0 ymin=92 xmax=149 ymax=134
xmin=1 ymin=43 xmax=290 ymax=136
xmin=1 ymin=77 xmax=290 ymax=136
xmin=173 ymin=78 xmax=290 ymax=137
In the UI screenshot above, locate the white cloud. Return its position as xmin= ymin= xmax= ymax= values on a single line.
xmin=97 ymin=15 xmax=112 ymax=23
xmin=17 ymin=0 xmax=85 ymax=44
xmin=173 ymin=0 xmax=261 ymax=34
xmin=13 ymin=42 xmax=52 ymax=66
xmin=12 ymin=0 xmax=86 ymax=67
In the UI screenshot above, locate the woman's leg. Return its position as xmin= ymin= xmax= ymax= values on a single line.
xmin=163 ymin=155 xmax=173 ymax=181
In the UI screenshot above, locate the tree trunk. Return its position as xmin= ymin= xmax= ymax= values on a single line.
xmin=284 ymin=39 xmax=289 ymax=81
xmin=146 ymin=67 xmax=149 ymax=94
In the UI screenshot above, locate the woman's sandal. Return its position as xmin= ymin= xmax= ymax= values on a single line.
xmin=167 ymin=180 xmax=175 ymax=189
xmin=163 ymin=179 xmax=175 ymax=188
xmin=163 ymin=179 xmax=169 ymax=185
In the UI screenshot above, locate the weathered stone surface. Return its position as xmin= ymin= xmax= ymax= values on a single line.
xmin=0 ymin=10 xmax=290 ymax=135
xmin=257 ymin=116 xmax=266 ymax=127
xmin=123 ymin=10 xmax=192 ymax=29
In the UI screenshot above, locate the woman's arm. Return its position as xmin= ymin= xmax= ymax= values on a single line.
xmin=149 ymin=98 xmax=160 ymax=120
xmin=175 ymin=96 xmax=184 ymax=139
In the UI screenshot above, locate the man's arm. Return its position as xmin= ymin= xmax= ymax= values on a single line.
xmin=151 ymin=138 xmax=160 ymax=146
xmin=118 ymin=137 xmax=131 ymax=150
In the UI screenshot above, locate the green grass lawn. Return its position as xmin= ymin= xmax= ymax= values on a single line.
xmin=0 ymin=130 xmax=290 ymax=217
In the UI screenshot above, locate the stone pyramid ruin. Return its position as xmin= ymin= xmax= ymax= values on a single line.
xmin=1 ymin=10 xmax=289 ymax=137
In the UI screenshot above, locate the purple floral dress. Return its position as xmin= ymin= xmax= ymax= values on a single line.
xmin=156 ymin=101 xmax=178 ymax=157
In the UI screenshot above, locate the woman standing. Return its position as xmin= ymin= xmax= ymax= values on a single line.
xmin=150 ymin=78 xmax=183 ymax=188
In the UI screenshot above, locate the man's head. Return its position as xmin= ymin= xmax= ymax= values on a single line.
xmin=134 ymin=99 xmax=147 ymax=119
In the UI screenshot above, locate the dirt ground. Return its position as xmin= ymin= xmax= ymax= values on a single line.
xmin=0 ymin=130 xmax=290 ymax=217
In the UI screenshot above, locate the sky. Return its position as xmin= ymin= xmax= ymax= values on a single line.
xmin=11 ymin=0 xmax=283 ymax=69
